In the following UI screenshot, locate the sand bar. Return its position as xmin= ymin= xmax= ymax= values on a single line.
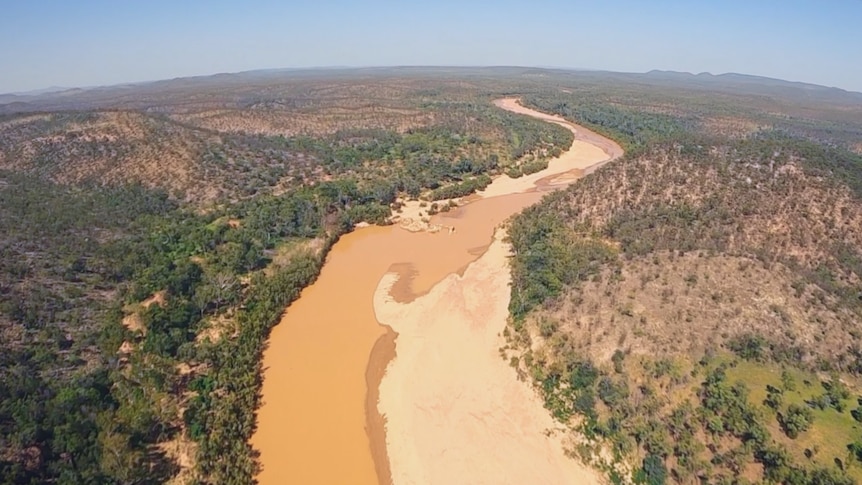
xmin=375 ymin=231 xmax=604 ymax=485
xmin=373 ymin=98 xmax=620 ymax=484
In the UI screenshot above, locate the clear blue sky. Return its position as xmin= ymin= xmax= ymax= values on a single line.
xmin=2 ymin=0 xmax=861 ymax=94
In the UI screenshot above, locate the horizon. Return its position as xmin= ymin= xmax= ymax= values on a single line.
xmin=3 ymin=1 xmax=862 ymax=94
xmin=5 ymin=65 xmax=862 ymax=98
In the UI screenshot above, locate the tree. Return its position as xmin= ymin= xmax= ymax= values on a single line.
xmin=569 ymin=360 xmax=599 ymax=390
xmin=757 ymin=445 xmax=792 ymax=482
xmin=641 ymin=454 xmax=667 ymax=485
xmin=781 ymin=368 xmax=796 ymax=391
xmin=612 ymin=349 xmax=626 ymax=374
xmin=779 ymin=404 xmax=814 ymax=439
xmin=847 ymin=440 xmax=862 ymax=463
xmin=764 ymin=384 xmax=783 ymax=411
xmin=598 ymin=377 xmax=629 ymax=407
xmin=193 ymin=272 xmax=241 ymax=314
xmin=822 ymin=375 xmax=851 ymax=411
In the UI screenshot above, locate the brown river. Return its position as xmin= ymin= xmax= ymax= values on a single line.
xmin=250 ymin=98 xmax=623 ymax=485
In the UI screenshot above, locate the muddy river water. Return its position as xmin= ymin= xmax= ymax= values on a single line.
xmin=250 ymin=99 xmax=622 ymax=484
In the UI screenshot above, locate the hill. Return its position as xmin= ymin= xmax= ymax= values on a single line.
xmin=0 ymin=76 xmax=573 ymax=205
xmin=506 ymin=94 xmax=862 ymax=484
xmin=2 ymin=67 xmax=862 ymax=483
xmin=640 ymin=70 xmax=862 ymax=106
xmin=0 ymin=71 xmax=579 ymax=484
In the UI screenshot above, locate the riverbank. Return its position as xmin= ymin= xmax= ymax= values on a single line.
xmin=374 ymin=231 xmax=604 ymax=485
xmin=251 ymin=97 xmax=622 ymax=485
xmin=372 ymin=98 xmax=622 ymax=484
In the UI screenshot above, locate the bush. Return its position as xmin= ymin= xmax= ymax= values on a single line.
xmin=779 ymin=404 xmax=815 ymax=439
xmin=641 ymin=454 xmax=667 ymax=485
xmin=727 ymin=334 xmax=769 ymax=361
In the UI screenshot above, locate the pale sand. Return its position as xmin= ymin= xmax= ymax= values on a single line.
xmin=478 ymin=139 xmax=606 ymax=198
xmin=480 ymin=99 xmax=622 ymax=199
xmin=374 ymin=231 xmax=603 ymax=485
xmin=389 ymin=198 xmax=455 ymax=233
xmin=392 ymin=98 xmax=622 ymax=232
xmin=371 ymin=98 xmax=620 ymax=485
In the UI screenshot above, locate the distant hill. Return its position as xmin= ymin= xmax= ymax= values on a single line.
xmin=4 ymin=66 xmax=862 ymax=114
xmin=639 ymin=69 xmax=862 ymax=105
xmin=0 ymin=94 xmax=23 ymax=105
xmin=0 ymin=74 xmax=576 ymax=205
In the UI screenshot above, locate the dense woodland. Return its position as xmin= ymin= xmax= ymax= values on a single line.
xmin=2 ymin=68 xmax=862 ymax=484
xmin=507 ymin=89 xmax=862 ymax=484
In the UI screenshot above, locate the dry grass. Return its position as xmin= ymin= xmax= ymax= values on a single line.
xmin=701 ymin=116 xmax=766 ymax=138
xmin=521 ymin=137 xmax=862 ymax=373
xmin=0 ymin=77 xmax=557 ymax=206
xmin=533 ymin=252 xmax=854 ymax=368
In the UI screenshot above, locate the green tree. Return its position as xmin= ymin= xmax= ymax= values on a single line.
xmin=781 ymin=368 xmax=796 ymax=391
xmin=779 ymin=404 xmax=814 ymax=439
xmin=848 ymin=440 xmax=862 ymax=463
xmin=641 ymin=454 xmax=667 ymax=485
xmin=764 ymin=384 xmax=784 ymax=411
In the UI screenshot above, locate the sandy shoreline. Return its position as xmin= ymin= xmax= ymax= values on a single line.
xmin=374 ymin=232 xmax=603 ymax=485
xmin=370 ymin=98 xmax=621 ymax=484
xmin=390 ymin=98 xmax=622 ymax=234
xmin=250 ymin=96 xmax=621 ymax=485
xmin=366 ymin=327 xmax=397 ymax=485
xmin=492 ymin=98 xmax=624 ymax=170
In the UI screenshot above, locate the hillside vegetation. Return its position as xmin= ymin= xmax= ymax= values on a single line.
xmin=506 ymin=90 xmax=862 ymax=485
xmin=0 ymin=78 xmax=572 ymax=205
xmin=0 ymin=75 xmax=578 ymax=484
xmin=2 ymin=68 xmax=861 ymax=483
